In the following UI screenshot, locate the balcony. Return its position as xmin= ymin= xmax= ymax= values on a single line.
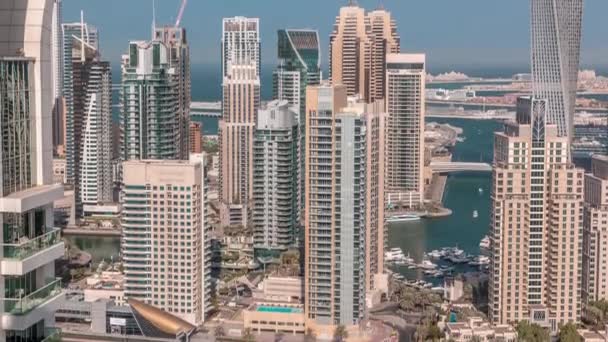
xmin=1 ymin=228 xmax=65 ymax=276
xmin=0 ymin=184 xmax=63 ymax=213
xmin=1 ymin=278 xmax=64 ymax=331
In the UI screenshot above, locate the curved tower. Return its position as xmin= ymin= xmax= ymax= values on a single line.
xmin=531 ymin=0 xmax=583 ymax=141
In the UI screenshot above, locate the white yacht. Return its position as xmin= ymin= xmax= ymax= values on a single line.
xmin=387 ymin=214 xmax=421 ymax=223
xmin=385 ymin=248 xmax=406 ymax=262
xmin=418 ymin=257 xmax=437 ymax=270
xmin=479 ymin=235 xmax=490 ymax=250
xmin=473 ymin=210 xmax=479 ymax=218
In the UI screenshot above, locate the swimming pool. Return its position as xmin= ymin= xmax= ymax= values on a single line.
xmin=256 ymin=305 xmax=303 ymax=314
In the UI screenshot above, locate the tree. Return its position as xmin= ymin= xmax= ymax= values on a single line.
xmin=427 ymin=325 xmax=443 ymax=341
xmin=516 ymin=321 xmax=550 ymax=342
xmin=558 ymin=323 xmax=581 ymax=342
xmin=333 ymin=325 xmax=348 ymax=342
xmin=242 ymin=328 xmax=255 ymax=342
xmin=214 ymin=325 xmax=225 ymax=337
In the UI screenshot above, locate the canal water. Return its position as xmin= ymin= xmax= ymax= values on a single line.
xmin=387 ymin=118 xmax=503 ymax=282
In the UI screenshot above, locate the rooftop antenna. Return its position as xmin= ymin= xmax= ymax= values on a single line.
xmin=348 ymin=0 xmax=358 ymax=6
xmin=175 ymin=0 xmax=188 ymax=28
xmin=152 ymin=0 xmax=156 ymax=38
xmin=80 ymin=10 xmax=85 ymax=62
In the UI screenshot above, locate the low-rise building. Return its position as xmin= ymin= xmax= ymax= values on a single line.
xmin=83 ymin=270 xmax=126 ymax=306
xmin=578 ymin=328 xmax=608 ymax=342
xmin=253 ymin=276 xmax=303 ymax=303
xmin=243 ymin=303 xmax=305 ymax=335
xmin=445 ymin=317 xmax=517 ymax=342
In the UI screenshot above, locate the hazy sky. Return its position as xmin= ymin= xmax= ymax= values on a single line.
xmin=63 ymin=0 xmax=608 ymax=72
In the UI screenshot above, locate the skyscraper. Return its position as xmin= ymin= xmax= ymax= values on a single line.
xmin=582 ymin=155 xmax=608 ymax=303
xmin=385 ymin=54 xmax=425 ymax=208
xmin=65 ymin=32 xmax=113 ymax=220
xmin=122 ymin=160 xmax=206 ymax=325
xmin=51 ymin=0 xmax=64 ymax=156
xmin=75 ymin=49 xmax=113 ymax=217
xmin=219 ymin=17 xmax=261 ymax=227
xmin=329 ymin=3 xmax=399 ymax=102
xmin=489 ymin=97 xmax=583 ymax=331
xmin=273 ymin=29 xmax=321 ymax=222
xmin=305 ymin=83 xmax=365 ymax=328
xmin=531 ymin=0 xmax=583 ymax=139
xmin=253 ymin=100 xmax=299 ymax=254
xmin=0 ymin=1 xmax=65 ymax=340
xmin=62 ymin=20 xmax=99 ymax=186
xmin=222 ymin=17 xmax=260 ymax=78
xmin=120 ymin=40 xmax=182 ymax=161
xmin=153 ymin=26 xmax=191 ymax=159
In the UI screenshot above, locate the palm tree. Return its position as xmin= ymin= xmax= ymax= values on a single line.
xmin=333 ymin=325 xmax=348 ymax=342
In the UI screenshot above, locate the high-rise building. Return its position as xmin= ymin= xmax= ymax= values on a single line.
xmin=329 ymin=4 xmax=399 ymax=102
xmin=122 ymin=160 xmax=206 ymax=325
xmin=76 ymin=51 xmax=113 ymax=217
xmin=305 ymin=84 xmax=366 ymax=328
xmin=531 ymin=0 xmax=583 ymax=139
xmin=189 ymin=122 xmax=203 ymax=154
xmin=219 ymin=17 xmax=261 ymax=227
xmin=385 ymin=54 xmax=425 ymax=207
xmin=0 ymin=1 xmax=66 ymax=340
xmin=273 ymin=29 xmax=321 ymax=222
xmin=583 ymin=155 xmax=608 ymax=303
xmin=153 ymin=26 xmax=191 ymax=159
xmin=222 ymin=17 xmax=260 ymax=78
xmin=252 ymin=100 xmax=299 ymax=253
xmin=120 ymin=40 xmax=182 ymax=161
xmin=51 ymin=0 xmax=64 ymax=156
xmin=62 ymin=19 xmax=99 ymax=185
xmin=489 ymin=97 xmax=584 ymax=331
xmin=66 ymin=34 xmax=113 ymax=220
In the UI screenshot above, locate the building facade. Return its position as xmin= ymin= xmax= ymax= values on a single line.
xmin=51 ymin=0 xmax=64 ymax=156
xmin=0 ymin=1 xmax=66 ymax=340
xmin=329 ymin=4 xmax=399 ymax=102
xmin=305 ymin=84 xmax=366 ymax=328
xmin=62 ymin=19 xmax=99 ymax=184
xmin=273 ymin=29 xmax=321 ymax=221
xmin=69 ymin=39 xmax=113 ymax=219
xmin=219 ymin=17 xmax=261 ymax=227
xmin=531 ymin=0 xmax=583 ymax=139
xmin=153 ymin=26 xmax=191 ymax=159
xmin=385 ymin=54 xmax=425 ymax=207
xmin=489 ymin=97 xmax=583 ymax=331
xmin=120 ymin=40 xmax=181 ymax=161
xmin=222 ymin=17 xmax=260 ymax=78
xmin=252 ymin=100 xmax=299 ymax=253
xmin=189 ymin=122 xmax=203 ymax=154
xmin=583 ymin=155 xmax=608 ymax=303
xmin=121 ymin=160 xmax=205 ymax=325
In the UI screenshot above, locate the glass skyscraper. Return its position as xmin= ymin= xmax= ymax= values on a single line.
xmin=530 ymin=0 xmax=583 ymax=140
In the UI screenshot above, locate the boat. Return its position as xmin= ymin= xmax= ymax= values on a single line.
xmin=473 ymin=210 xmax=479 ymax=218
xmin=385 ymin=248 xmax=406 ymax=262
xmin=387 ymin=214 xmax=421 ymax=223
xmin=427 ymin=250 xmax=444 ymax=259
xmin=479 ymin=235 xmax=491 ymax=250
xmin=418 ymin=257 xmax=437 ymax=270
xmin=469 ymin=255 xmax=490 ymax=266
xmin=478 ymin=187 xmax=483 ymax=194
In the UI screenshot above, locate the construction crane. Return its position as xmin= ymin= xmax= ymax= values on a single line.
xmin=175 ymin=0 xmax=187 ymax=28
